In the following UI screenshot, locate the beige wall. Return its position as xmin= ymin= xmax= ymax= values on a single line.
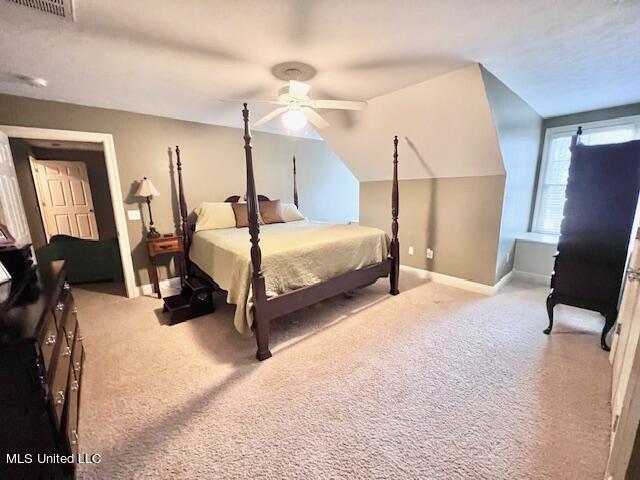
xmin=480 ymin=67 xmax=543 ymax=282
xmin=327 ymin=64 xmax=516 ymax=287
xmin=360 ymin=176 xmax=505 ymax=286
xmin=0 ymin=94 xmax=358 ymax=286
xmin=321 ymin=64 xmax=505 ymax=182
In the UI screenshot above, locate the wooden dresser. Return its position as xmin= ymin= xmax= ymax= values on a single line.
xmin=0 ymin=260 xmax=85 ymax=479
xmin=546 ymin=135 xmax=640 ymax=350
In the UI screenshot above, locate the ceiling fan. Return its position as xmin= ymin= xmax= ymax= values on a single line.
xmin=251 ymin=79 xmax=366 ymax=131
xmin=223 ymin=63 xmax=367 ymax=131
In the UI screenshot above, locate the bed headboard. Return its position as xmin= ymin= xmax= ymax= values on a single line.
xmin=175 ymin=141 xmax=299 ymax=273
xmin=224 ymin=195 xmax=271 ymax=203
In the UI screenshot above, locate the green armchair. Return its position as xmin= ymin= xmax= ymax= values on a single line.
xmin=36 ymin=235 xmax=123 ymax=284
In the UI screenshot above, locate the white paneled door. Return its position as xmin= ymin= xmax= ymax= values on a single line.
xmin=610 ymin=230 xmax=640 ymax=427
xmin=0 ymin=131 xmax=31 ymax=244
xmin=606 ymin=228 xmax=640 ymax=477
xmin=30 ymin=159 xmax=99 ymax=241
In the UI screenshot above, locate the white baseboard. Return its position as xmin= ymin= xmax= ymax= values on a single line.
xmin=138 ymin=276 xmax=182 ymax=297
xmin=400 ymin=265 xmax=512 ymax=296
xmin=512 ymin=270 xmax=551 ymax=286
xmin=493 ymin=270 xmax=514 ymax=293
xmin=142 ymin=268 xmax=518 ymax=299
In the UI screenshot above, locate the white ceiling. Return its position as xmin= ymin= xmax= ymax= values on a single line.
xmin=0 ymin=0 xmax=639 ymax=139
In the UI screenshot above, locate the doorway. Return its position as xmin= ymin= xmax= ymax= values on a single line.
xmin=0 ymin=126 xmax=136 ymax=298
xmin=30 ymin=158 xmax=100 ymax=241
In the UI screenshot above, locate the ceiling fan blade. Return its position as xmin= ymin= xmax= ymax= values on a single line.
xmin=218 ymin=98 xmax=283 ymax=105
xmin=302 ymin=107 xmax=330 ymax=130
xmin=253 ymin=106 xmax=289 ymax=126
xmin=311 ymin=99 xmax=367 ymax=111
xmin=289 ymin=80 xmax=311 ymax=97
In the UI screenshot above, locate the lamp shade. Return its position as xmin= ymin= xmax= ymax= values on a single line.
xmin=135 ymin=177 xmax=160 ymax=197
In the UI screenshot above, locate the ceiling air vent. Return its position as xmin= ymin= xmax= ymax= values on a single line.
xmin=6 ymin=0 xmax=75 ymax=20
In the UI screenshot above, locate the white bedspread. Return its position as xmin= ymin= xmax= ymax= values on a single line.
xmin=189 ymin=220 xmax=388 ymax=334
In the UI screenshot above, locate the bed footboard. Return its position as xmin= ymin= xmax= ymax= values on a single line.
xmin=241 ymin=104 xmax=399 ymax=361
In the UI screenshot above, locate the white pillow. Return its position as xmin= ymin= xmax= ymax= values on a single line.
xmin=280 ymin=203 xmax=306 ymax=222
xmin=194 ymin=202 xmax=237 ymax=231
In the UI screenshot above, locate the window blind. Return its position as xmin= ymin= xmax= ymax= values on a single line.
xmin=533 ymin=119 xmax=640 ymax=234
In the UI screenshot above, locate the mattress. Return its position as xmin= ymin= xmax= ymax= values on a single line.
xmin=189 ymin=220 xmax=388 ymax=334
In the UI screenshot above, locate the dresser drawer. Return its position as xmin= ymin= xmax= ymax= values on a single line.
xmin=49 ymin=338 xmax=72 ymax=428
xmin=72 ymin=327 xmax=84 ymax=379
xmin=37 ymin=311 xmax=60 ymax=374
xmin=64 ymin=364 xmax=80 ymax=456
xmin=148 ymin=237 xmax=182 ymax=256
xmin=63 ymin=300 xmax=78 ymax=348
xmin=52 ymin=287 xmax=70 ymax=329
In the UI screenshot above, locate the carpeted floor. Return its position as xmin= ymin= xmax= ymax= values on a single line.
xmin=73 ymin=269 xmax=611 ymax=479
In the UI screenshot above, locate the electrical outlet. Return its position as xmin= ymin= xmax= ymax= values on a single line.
xmin=505 ymin=252 xmax=510 ymax=263
xmin=426 ymin=248 xmax=434 ymax=260
xmin=408 ymin=246 xmax=414 ymax=256
xmin=127 ymin=209 xmax=141 ymax=221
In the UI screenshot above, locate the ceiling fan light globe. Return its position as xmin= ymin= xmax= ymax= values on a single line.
xmin=281 ymin=109 xmax=307 ymax=131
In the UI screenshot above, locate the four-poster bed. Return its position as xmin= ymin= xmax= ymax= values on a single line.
xmin=176 ymin=104 xmax=400 ymax=360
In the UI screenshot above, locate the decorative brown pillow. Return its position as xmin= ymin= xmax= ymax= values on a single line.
xmin=231 ymin=203 xmax=264 ymax=228
xmin=259 ymin=200 xmax=285 ymax=225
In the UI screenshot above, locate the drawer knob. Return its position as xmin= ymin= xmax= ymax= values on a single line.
xmin=63 ymin=346 xmax=72 ymax=357
xmin=45 ymin=334 xmax=57 ymax=345
xmin=55 ymin=390 xmax=65 ymax=405
xmin=71 ymin=380 xmax=79 ymax=391
xmin=627 ymin=267 xmax=640 ymax=282
xmin=56 ymin=302 xmax=64 ymax=312
xmin=63 ymin=282 xmax=71 ymax=291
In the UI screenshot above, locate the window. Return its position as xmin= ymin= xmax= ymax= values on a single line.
xmin=532 ymin=116 xmax=640 ymax=234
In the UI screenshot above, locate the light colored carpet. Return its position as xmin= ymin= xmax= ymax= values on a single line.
xmin=73 ymin=269 xmax=611 ymax=479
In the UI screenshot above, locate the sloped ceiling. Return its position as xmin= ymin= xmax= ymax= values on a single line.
xmin=321 ymin=65 xmax=504 ymax=181
xmin=0 ymin=0 xmax=639 ymax=140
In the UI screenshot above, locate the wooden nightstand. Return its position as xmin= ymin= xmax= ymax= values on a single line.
xmin=146 ymin=235 xmax=185 ymax=298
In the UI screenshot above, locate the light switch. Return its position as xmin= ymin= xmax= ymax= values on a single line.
xmin=408 ymin=246 xmax=414 ymax=255
xmin=127 ymin=209 xmax=141 ymax=221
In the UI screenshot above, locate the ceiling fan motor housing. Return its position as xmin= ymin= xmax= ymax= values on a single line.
xmin=271 ymin=61 xmax=317 ymax=82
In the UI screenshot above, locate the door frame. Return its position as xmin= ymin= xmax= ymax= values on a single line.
xmin=0 ymin=125 xmax=136 ymax=298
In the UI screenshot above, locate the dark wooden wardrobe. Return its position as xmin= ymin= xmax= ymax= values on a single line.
xmin=545 ymin=130 xmax=640 ymax=350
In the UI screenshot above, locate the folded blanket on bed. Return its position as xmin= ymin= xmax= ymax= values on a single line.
xmin=189 ymin=220 xmax=388 ymax=334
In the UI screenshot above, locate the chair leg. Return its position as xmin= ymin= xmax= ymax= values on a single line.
xmin=601 ymin=310 xmax=617 ymax=352
xmin=544 ymin=293 xmax=555 ymax=335
xmin=253 ymin=309 xmax=272 ymax=361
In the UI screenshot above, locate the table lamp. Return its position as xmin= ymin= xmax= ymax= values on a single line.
xmin=136 ymin=177 xmax=161 ymax=238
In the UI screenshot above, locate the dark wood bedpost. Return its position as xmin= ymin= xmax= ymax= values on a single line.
xmin=293 ymin=155 xmax=299 ymax=208
xmin=176 ymin=145 xmax=189 ymax=284
xmin=242 ymin=104 xmax=272 ymax=361
xmin=389 ymin=136 xmax=400 ymax=295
